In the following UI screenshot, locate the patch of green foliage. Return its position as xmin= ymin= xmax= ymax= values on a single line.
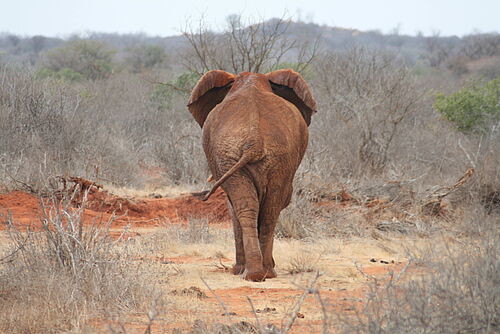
xmin=36 ymin=68 xmax=84 ymax=82
xmin=40 ymin=40 xmax=115 ymax=80
xmin=151 ymin=71 xmax=200 ymax=111
xmin=174 ymin=71 xmax=200 ymax=92
xmin=434 ymin=77 xmax=500 ymax=133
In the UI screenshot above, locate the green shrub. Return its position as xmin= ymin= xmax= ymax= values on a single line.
xmin=434 ymin=77 xmax=500 ymax=133
xmin=35 ymin=68 xmax=55 ymax=79
xmin=174 ymin=71 xmax=200 ymax=91
xmin=36 ymin=67 xmax=84 ymax=82
xmin=151 ymin=71 xmax=200 ymax=111
xmin=41 ymin=40 xmax=115 ymax=80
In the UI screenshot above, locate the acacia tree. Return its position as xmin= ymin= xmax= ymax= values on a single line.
xmin=181 ymin=15 xmax=320 ymax=75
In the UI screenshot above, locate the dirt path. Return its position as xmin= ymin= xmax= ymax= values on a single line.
xmin=111 ymin=230 xmax=418 ymax=333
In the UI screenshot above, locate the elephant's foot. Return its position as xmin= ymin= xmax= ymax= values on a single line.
xmin=232 ymin=263 xmax=245 ymax=275
xmin=242 ymin=268 xmax=267 ymax=282
xmin=264 ymin=267 xmax=277 ymax=279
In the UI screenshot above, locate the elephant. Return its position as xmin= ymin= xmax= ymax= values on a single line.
xmin=187 ymin=69 xmax=317 ymax=281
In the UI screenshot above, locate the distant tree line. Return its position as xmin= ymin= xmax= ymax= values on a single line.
xmin=1 ymin=21 xmax=499 ymax=71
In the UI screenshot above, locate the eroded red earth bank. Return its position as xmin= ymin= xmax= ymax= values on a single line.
xmin=0 ymin=188 xmax=229 ymax=230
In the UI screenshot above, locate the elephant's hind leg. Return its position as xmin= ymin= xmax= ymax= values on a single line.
xmin=259 ymin=221 xmax=277 ymax=279
xmin=223 ymin=176 xmax=265 ymax=282
xmin=258 ymin=196 xmax=280 ymax=279
xmin=227 ymin=200 xmax=245 ymax=275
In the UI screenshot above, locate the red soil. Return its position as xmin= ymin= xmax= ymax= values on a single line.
xmin=0 ymin=188 xmax=229 ymax=231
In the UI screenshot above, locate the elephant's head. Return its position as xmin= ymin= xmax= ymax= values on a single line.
xmin=187 ymin=69 xmax=317 ymax=127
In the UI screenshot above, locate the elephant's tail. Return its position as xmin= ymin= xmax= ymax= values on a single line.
xmin=202 ymin=154 xmax=252 ymax=201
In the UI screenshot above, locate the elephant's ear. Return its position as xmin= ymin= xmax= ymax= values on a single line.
xmin=188 ymin=70 xmax=235 ymax=127
xmin=266 ymin=69 xmax=317 ymax=126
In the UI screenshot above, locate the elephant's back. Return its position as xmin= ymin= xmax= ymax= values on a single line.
xmin=201 ymin=91 xmax=264 ymax=173
xmin=259 ymin=92 xmax=309 ymax=167
xmin=202 ymin=88 xmax=308 ymax=180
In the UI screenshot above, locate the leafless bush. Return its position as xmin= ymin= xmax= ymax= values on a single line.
xmin=0 ymin=62 xmax=208 ymax=191
xmin=151 ymin=119 xmax=207 ymax=186
xmin=424 ymin=32 xmax=454 ymax=67
xmin=177 ymin=217 xmax=213 ymax=243
xmin=307 ymin=46 xmax=499 ymax=224
xmin=314 ymin=47 xmax=424 ymax=174
xmin=276 ymin=188 xmax=319 ymax=239
xmin=181 ymin=15 xmax=320 ymax=75
xmin=338 ymin=235 xmax=499 ymax=334
xmin=0 ymin=192 xmax=160 ymax=333
xmin=0 ymin=65 xmax=141 ymax=189
xmin=445 ymin=54 xmax=470 ymax=76
xmin=460 ymin=33 xmax=500 ymax=60
xmin=277 ymin=173 xmax=374 ymax=239
xmin=475 ymin=56 xmax=500 ymax=79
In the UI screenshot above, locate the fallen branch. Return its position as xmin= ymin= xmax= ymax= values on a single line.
xmin=421 ymin=168 xmax=474 ymax=215
xmin=58 ymin=176 xmax=102 ymax=193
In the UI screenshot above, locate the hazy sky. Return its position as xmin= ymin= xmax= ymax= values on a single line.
xmin=1 ymin=0 xmax=499 ymax=38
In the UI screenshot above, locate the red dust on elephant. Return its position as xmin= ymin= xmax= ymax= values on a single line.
xmin=188 ymin=69 xmax=317 ymax=281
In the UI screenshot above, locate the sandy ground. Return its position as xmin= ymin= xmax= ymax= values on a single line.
xmin=0 ymin=185 xmax=431 ymax=333
xmin=95 ymin=230 xmax=427 ymax=333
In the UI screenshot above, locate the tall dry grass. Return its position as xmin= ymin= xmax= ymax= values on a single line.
xmin=0 ymin=191 xmax=161 ymax=333
xmin=337 ymin=233 xmax=499 ymax=334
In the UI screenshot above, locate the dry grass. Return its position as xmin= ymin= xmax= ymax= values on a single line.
xmin=286 ymin=252 xmax=322 ymax=275
xmin=128 ymin=220 xmax=234 ymax=258
xmin=104 ymin=184 xmax=199 ymax=199
xmin=0 ymin=192 xmax=162 ymax=333
xmin=0 ymin=209 xmax=483 ymax=334
xmin=337 ymin=233 xmax=499 ymax=334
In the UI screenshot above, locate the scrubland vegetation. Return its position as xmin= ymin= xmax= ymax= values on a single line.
xmin=0 ymin=16 xmax=498 ymax=333
xmin=0 ymin=193 xmax=162 ymax=332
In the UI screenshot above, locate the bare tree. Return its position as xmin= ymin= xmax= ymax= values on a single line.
xmin=181 ymin=15 xmax=321 ymax=75
xmin=424 ymin=31 xmax=453 ymax=67
xmin=315 ymin=47 xmax=424 ymax=172
xmin=460 ymin=33 xmax=500 ymax=59
xmin=7 ymin=34 xmax=20 ymax=48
